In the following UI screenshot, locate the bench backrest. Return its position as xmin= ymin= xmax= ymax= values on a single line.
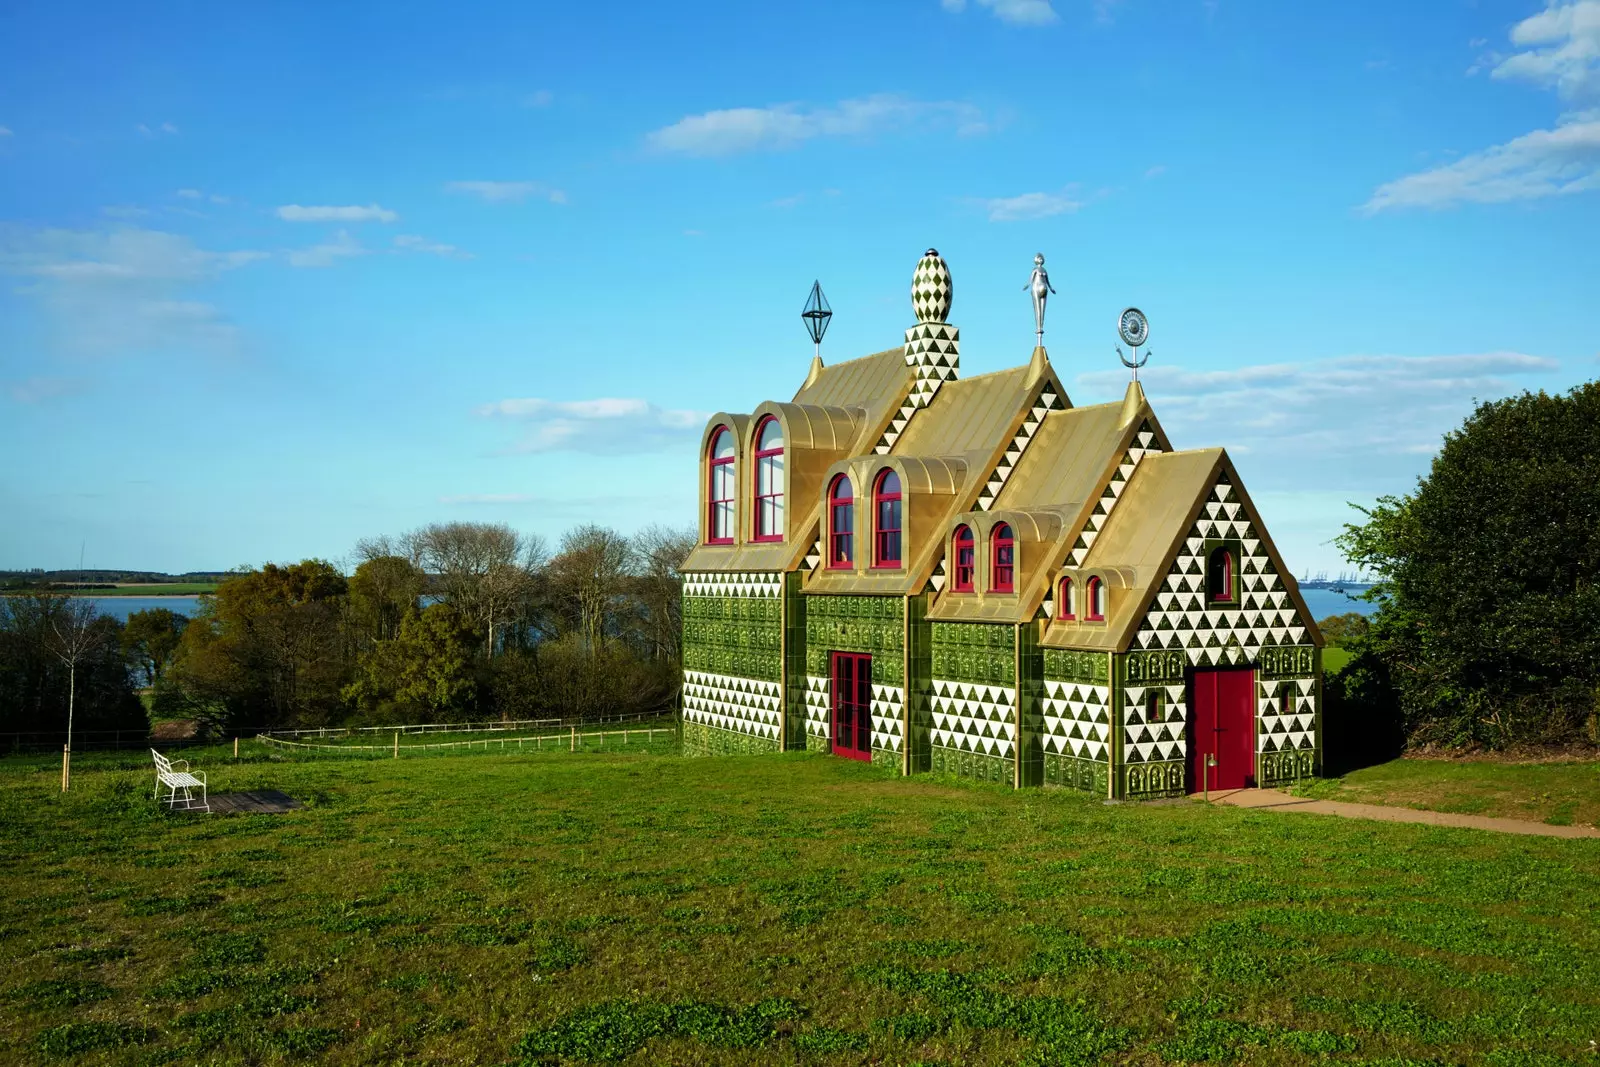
xmin=151 ymin=749 xmax=174 ymax=775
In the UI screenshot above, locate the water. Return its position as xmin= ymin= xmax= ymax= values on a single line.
xmin=1298 ymin=587 xmax=1377 ymax=621
xmin=80 ymin=596 xmax=204 ymax=622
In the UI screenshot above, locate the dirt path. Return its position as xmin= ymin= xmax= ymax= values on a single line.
xmin=1209 ymin=788 xmax=1600 ymax=839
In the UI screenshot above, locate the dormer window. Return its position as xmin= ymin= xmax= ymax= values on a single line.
xmin=1057 ymin=576 xmax=1075 ymax=619
xmin=753 ymin=416 xmax=784 ymax=542
xmin=1207 ymin=545 xmax=1234 ymax=603
xmin=1085 ymin=576 xmax=1105 ymax=620
xmin=952 ymin=525 xmax=974 ymax=592
xmin=828 ymin=475 xmax=854 ymax=568
xmin=873 ymin=469 xmax=902 ymax=568
xmin=991 ymin=524 xmax=1014 ymax=593
xmin=707 ymin=426 xmax=735 ymax=544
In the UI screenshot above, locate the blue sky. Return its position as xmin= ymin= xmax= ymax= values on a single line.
xmin=1 ymin=0 xmax=1597 ymax=575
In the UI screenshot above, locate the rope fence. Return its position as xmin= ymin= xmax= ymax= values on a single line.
xmin=256 ymin=723 xmax=678 ymax=759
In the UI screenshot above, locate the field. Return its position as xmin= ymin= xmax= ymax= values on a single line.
xmin=95 ymin=583 xmax=219 ymax=597
xmin=1294 ymin=757 xmax=1600 ymax=828
xmin=2 ymin=747 xmax=1597 ymax=1066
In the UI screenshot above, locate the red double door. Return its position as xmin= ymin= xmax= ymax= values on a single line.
xmin=830 ymin=652 xmax=873 ymax=761
xmin=1189 ymin=667 xmax=1256 ymax=791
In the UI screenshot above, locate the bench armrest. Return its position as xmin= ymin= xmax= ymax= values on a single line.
xmin=170 ymin=759 xmax=190 ymax=771
xmin=193 ymin=770 xmax=206 ymax=784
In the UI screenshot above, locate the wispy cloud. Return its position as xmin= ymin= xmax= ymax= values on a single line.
xmin=286 ymin=230 xmax=366 ymax=268
xmin=0 ymin=126 xmax=12 ymax=137
xmin=940 ymin=0 xmax=1059 ymax=26
xmin=445 ymin=180 xmax=566 ymax=204
xmin=1077 ymin=351 xmax=1560 ymax=485
xmin=177 ymin=188 xmax=231 ymax=205
xmin=394 ymin=234 xmax=470 ymax=258
xmin=276 ymin=203 xmax=398 ymax=223
xmin=1366 ymin=2 xmax=1600 ymax=211
xmin=1144 ymin=164 xmax=1166 ymax=179
xmin=475 ymin=396 xmax=710 ymax=454
xmin=977 ymin=188 xmax=1083 ymax=222
xmin=5 ymin=376 xmax=87 ymax=404
xmin=0 ymin=225 xmax=265 ymax=360
xmin=136 ymin=122 xmax=179 ymax=136
xmin=524 ymin=90 xmax=554 ymax=108
xmin=646 ymin=94 xmax=988 ymax=156
xmin=439 ymin=493 xmax=538 ymax=505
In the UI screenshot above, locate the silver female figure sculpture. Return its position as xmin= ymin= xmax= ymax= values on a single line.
xmin=1025 ymin=253 xmax=1056 ymax=345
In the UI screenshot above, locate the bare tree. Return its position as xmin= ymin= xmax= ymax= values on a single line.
xmin=411 ymin=522 xmax=545 ymax=657
xmin=48 ymin=597 xmax=103 ymax=792
xmin=550 ymin=525 xmax=633 ymax=651
xmin=633 ymin=524 xmax=697 ymax=663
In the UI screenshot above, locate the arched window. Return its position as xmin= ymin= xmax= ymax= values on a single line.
xmin=1085 ymin=576 xmax=1105 ymax=620
xmin=991 ymin=523 xmax=1014 ymax=593
xmin=707 ymin=426 xmax=735 ymax=544
xmin=873 ymin=469 xmax=902 ymax=567
xmin=828 ymin=475 xmax=854 ymax=568
xmin=753 ymin=416 xmax=784 ymax=541
xmin=1146 ymin=689 xmax=1165 ymax=722
xmin=952 ymin=525 xmax=974 ymax=592
xmin=1058 ymin=576 xmax=1075 ymax=620
xmin=1206 ymin=546 xmax=1234 ymax=603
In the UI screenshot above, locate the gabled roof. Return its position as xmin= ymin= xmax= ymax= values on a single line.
xmin=890 ymin=365 xmax=1032 ymax=459
xmin=792 ymin=347 xmax=909 ymax=452
xmin=1040 ymin=448 xmax=1324 ymax=651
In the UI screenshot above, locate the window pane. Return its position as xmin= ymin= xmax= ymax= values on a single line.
xmin=758 ymin=418 xmax=783 ymax=451
xmin=712 ymin=429 xmax=734 ymax=460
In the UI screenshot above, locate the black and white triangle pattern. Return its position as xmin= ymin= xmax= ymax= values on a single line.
xmin=930 ymin=555 xmax=948 ymax=592
xmin=875 ymin=322 xmax=960 ymax=454
xmin=683 ymin=571 xmax=783 ymax=599
xmin=1121 ymin=683 xmax=1188 ymax=764
xmin=802 ymin=675 xmax=905 ymax=752
xmin=1065 ymin=422 xmax=1162 ymax=567
xmin=1041 ymin=679 xmax=1112 ymax=761
xmin=683 ymin=669 xmax=782 ymax=740
xmin=1258 ymin=677 xmax=1316 ymax=754
xmin=930 ymin=678 xmax=1016 ymax=759
xmin=1129 ymin=473 xmax=1311 ymax=667
xmin=975 ymin=385 xmax=1063 ymax=511
xmin=803 ymin=675 xmax=831 ymax=739
xmin=802 ymin=538 xmax=822 ymax=572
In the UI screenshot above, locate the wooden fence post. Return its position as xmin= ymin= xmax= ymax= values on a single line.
xmin=234 ymin=736 xmax=239 ymax=759
xmin=394 ymin=731 xmax=399 ymax=759
xmin=570 ymin=726 xmax=576 ymax=752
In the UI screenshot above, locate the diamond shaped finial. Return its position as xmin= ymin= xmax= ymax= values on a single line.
xmin=802 ymin=280 xmax=832 ymax=346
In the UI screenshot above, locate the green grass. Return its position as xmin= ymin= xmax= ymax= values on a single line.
xmin=2 ymin=749 xmax=1598 ymax=1065
xmin=1322 ymin=645 xmax=1352 ymax=675
xmin=89 ymin=583 xmax=218 ymax=596
xmin=1294 ymin=756 xmax=1600 ymax=828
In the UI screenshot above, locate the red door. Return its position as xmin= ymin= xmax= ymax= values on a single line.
xmin=830 ymin=652 xmax=873 ymax=761
xmin=1189 ymin=668 xmax=1255 ymax=791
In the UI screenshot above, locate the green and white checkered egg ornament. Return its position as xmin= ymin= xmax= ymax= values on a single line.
xmin=911 ymin=248 xmax=952 ymax=324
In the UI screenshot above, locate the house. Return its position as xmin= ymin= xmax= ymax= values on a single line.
xmin=679 ymin=249 xmax=1323 ymax=798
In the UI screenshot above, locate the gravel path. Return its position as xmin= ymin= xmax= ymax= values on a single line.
xmin=1209 ymin=787 xmax=1600 ymax=838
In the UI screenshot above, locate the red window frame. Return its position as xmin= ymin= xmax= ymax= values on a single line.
xmin=828 ymin=475 xmax=854 ymax=569
xmin=1207 ymin=546 xmax=1234 ymax=603
xmin=752 ymin=415 xmax=784 ymax=542
xmin=707 ymin=425 xmax=735 ymax=545
xmin=873 ymin=469 xmax=902 ymax=568
xmin=1057 ymin=576 xmax=1075 ymax=619
xmin=1085 ymin=576 xmax=1105 ymax=620
xmin=952 ymin=525 xmax=974 ymax=591
xmin=991 ymin=523 xmax=1014 ymax=593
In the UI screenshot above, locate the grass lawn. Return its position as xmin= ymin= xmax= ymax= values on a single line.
xmin=1322 ymin=646 xmax=1352 ymax=675
xmin=1293 ymin=757 xmax=1600 ymax=829
xmin=93 ymin=583 xmax=218 ymax=596
xmin=2 ymin=748 xmax=1598 ymax=1065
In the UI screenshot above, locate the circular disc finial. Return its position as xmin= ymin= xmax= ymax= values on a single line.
xmin=1118 ymin=307 xmax=1149 ymax=348
xmin=911 ymin=248 xmax=952 ymax=323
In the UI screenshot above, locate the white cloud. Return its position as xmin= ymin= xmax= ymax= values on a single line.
xmin=444 ymin=180 xmax=566 ymax=204
xmin=286 ymin=230 xmax=366 ymax=268
xmin=1144 ymin=164 xmax=1166 ymax=179
xmin=276 ymin=203 xmax=398 ymax=223
xmin=1361 ymin=117 xmax=1600 ymax=211
xmin=5 ymin=376 xmax=86 ymax=404
xmin=177 ymin=188 xmax=230 ymax=204
xmin=1492 ymin=0 xmax=1600 ymax=100
xmin=177 ymin=188 xmax=202 ymax=199
xmin=524 ymin=90 xmax=554 ymax=108
xmin=0 ymin=226 xmax=265 ymax=360
xmin=978 ymin=189 xmax=1082 ymax=222
xmin=645 ymin=94 xmax=988 ymax=156
xmin=0 ymin=126 xmax=11 ymax=137
xmin=1368 ymin=2 xmax=1600 ymax=210
xmin=475 ymin=396 xmax=710 ymax=454
xmin=136 ymin=122 xmax=179 ymax=136
xmin=941 ymin=0 xmax=1058 ymax=26
xmin=394 ymin=234 xmax=470 ymax=258
xmin=439 ymin=493 xmax=537 ymax=505
xmin=1075 ymin=351 xmax=1559 ymax=486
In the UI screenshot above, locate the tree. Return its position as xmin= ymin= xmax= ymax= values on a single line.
xmin=1316 ymin=612 xmax=1369 ymax=646
xmin=1338 ymin=382 xmax=1600 ymax=747
xmin=549 ymin=525 xmax=633 ymax=650
xmin=343 ymin=602 xmax=480 ymax=721
xmin=409 ymin=522 xmax=545 ymax=657
xmin=347 ymin=555 xmax=426 ymax=645
xmin=48 ymin=597 xmax=107 ymax=791
xmin=632 ymin=524 xmax=696 ymax=663
xmin=122 ymin=607 xmax=186 ymax=686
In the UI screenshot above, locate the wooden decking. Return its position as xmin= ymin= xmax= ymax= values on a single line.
xmin=202 ymin=790 xmax=303 ymax=815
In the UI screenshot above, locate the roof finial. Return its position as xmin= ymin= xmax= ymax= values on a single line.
xmin=1025 ymin=253 xmax=1055 ymax=347
xmin=1115 ymin=307 xmax=1150 ymax=382
xmin=911 ymin=249 xmax=952 ymax=324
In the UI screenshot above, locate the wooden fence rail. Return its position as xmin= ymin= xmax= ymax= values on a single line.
xmin=256 ymin=726 xmax=677 ymax=758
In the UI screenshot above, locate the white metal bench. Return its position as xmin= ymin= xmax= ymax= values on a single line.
xmin=151 ymin=748 xmax=209 ymax=813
